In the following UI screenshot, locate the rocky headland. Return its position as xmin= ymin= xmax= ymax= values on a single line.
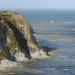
xmin=0 ymin=12 xmax=56 ymax=68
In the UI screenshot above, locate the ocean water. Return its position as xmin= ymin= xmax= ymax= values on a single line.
xmin=19 ymin=10 xmax=75 ymax=21
xmin=0 ymin=10 xmax=75 ymax=75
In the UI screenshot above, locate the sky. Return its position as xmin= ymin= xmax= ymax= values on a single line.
xmin=0 ymin=0 xmax=75 ymax=10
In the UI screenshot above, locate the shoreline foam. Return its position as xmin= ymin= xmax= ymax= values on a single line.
xmin=0 ymin=50 xmax=57 ymax=69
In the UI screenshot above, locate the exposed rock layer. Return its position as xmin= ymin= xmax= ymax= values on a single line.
xmin=0 ymin=12 xmax=41 ymax=61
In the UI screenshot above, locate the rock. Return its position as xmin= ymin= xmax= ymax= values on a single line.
xmin=0 ymin=59 xmax=17 ymax=68
xmin=15 ymin=51 xmax=29 ymax=62
xmin=0 ymin=12 xmax=41 ymax=62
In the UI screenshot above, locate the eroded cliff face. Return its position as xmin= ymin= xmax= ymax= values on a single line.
xmin=0 ymin=12 xmax=41 ymax=62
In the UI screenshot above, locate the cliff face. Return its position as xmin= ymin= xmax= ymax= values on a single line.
xmin=0 ymin=12 xmax=40 ymax=61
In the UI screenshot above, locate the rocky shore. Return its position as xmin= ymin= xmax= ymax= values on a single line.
xmin=0 ymin=12 xmax=56 ymax=68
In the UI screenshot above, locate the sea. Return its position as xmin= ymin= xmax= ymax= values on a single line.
xmin=1 ymin=10 xmax=75 ymax=75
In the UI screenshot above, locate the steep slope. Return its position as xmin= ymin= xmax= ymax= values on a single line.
xmin=0 ymin=12 xmax=41 ymax=62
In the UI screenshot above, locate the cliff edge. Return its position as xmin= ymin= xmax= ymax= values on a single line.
xmin=0 ymin=12 xmax=42 ymax=62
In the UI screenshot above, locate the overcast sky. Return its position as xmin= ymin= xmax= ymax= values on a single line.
xmin=0 ymin=0 xmax=75 ymax=10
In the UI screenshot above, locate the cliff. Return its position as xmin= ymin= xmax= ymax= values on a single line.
xmin=0 ymin=12 xmax=41 ymax=62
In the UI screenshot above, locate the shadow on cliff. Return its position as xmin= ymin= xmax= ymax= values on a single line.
xmin=5 ymin=19 xmax=31 ymax=59
xmin=0 ymin=21 xmax=16 ymax=61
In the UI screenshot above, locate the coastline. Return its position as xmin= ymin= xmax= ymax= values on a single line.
xmin=0 ymin=49 xmax=57 ymax=69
